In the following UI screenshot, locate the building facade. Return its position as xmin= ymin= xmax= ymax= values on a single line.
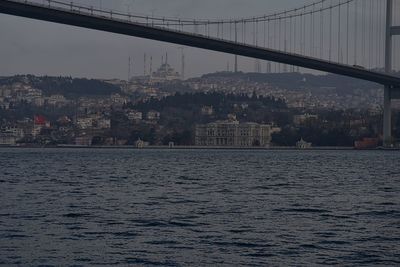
xmin=0 ymin=133 xmax=17 ymax=145
xmin=195 ymin=121 xmax=273 ymax=147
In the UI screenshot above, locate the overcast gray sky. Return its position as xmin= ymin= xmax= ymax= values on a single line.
xmin=0 ymin=0 xmax=317 ymax=79
xmin=0 ymin=0 xmax=398 ymax=79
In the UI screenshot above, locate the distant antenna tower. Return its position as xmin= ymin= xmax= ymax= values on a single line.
xmin=254 ymin=59 xmax=261 ymax=73
xmin=182 ymin=53 xmax=185 ymax=79
xmin=128 ymin=56 xmax=131 ymax=81
xmin=234 ymin=55 xmax=238 ymax=73
xmin=150 ymin=56 xmax=153 ymax=77
xmin=283 ymin=64 xmax=288 ymax=73
xmin=178 ymin=47 xmax=185 ymax=80
xmin=144 ymin=53 xmax=147 ymax=76
xmin=266 ymin=62 xmax=272 ymax=73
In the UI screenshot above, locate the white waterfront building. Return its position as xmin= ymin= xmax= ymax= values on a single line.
xmin=195 ymin=120 xmax=274 ymax=147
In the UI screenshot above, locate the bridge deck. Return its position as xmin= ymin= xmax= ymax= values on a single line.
xmin=1 ymin=0 xmax=400 ymax=88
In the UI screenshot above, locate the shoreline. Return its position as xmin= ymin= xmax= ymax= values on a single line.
xmin=1 ymin=144 xmax=399 ymax=151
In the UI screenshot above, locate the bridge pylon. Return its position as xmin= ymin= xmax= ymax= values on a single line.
xmin=383 ymin=0 xmax=398 ymax=147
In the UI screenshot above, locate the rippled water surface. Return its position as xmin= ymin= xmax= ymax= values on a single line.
xmin=0 ymin=148 xmax=399 ymax=266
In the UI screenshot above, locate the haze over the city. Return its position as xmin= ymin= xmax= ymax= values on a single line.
xmin=2 ymin=0 xmax=397 ymax=79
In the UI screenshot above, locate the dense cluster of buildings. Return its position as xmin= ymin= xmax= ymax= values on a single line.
xmin=1 ymin=64 xmax=398 ymax=147
xmin=0 ymin=83 xmax=69 ymax=109
xmin=0 ymin=116 xmax=49 ymax=145
xmin=0 ymin=108 xmax=163 ymax=146
xmin=116 ymin=63 xmax=391 ymax=112
xmin=0 ymin=82 xmax=131 ymax=112
xmin=181 ymin=75 xmax=387 ymax=111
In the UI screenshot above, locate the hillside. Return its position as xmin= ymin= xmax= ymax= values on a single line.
xmin=0 ymin=75 xmax=122 ymax=98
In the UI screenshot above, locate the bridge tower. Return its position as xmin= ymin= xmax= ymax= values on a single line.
xmin=384 ymin=0 xmax=399 ymax=146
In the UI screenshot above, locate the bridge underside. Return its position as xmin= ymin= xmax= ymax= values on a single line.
xmin=0 ymin=0 xmax=400 ymax=88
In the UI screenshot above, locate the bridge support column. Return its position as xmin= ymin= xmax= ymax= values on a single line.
xmin=384 ymin=0 xmax=393 ymax=147
xmin=383 ymin=86 xmax=392 ymax=147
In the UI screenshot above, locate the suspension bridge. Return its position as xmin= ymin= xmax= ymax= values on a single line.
xmin=0 ymin=0 xmax=399 ymax=145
